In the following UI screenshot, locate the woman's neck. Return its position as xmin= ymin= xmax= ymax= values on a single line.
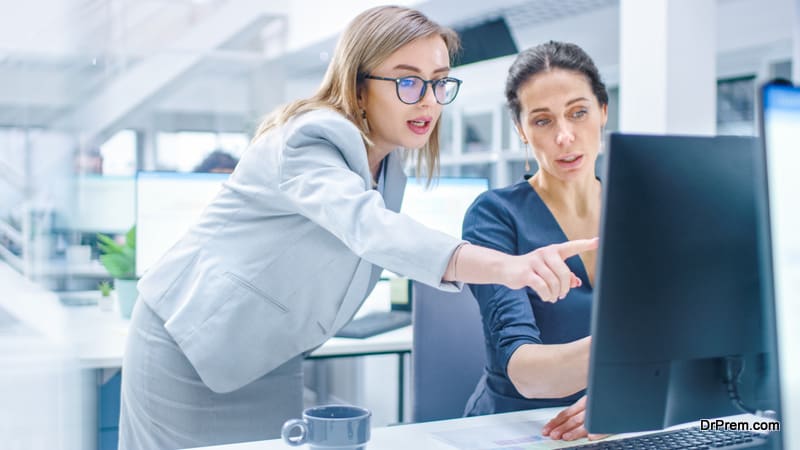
xmin=368 ymin=146 xmax=393 ymax=182
xmin=529 ymin=170 xmax=601 ymax=218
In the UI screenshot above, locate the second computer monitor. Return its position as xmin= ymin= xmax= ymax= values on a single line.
xmin=758 ymin=81 xmax=800 ymax=449
xmin=401 ymin=176 xmax=489 ymax=240
xmin=585 ymin=134 xmax=777 ymax=433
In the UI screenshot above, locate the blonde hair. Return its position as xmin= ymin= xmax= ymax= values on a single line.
xmin=253 ymin=5 xmax=460 ymax=183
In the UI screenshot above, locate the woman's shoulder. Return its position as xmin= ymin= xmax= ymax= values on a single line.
xmin=282 ymin=108 xmax=364 ymax=153
xmin=288 ymin=108 xmax=354 ymax=128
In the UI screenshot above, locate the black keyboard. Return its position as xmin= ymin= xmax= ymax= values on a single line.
xmin=565 ymin=426 xmax=767 ymax=449
xmin=335 ymin=311 xmax=412 ymax=339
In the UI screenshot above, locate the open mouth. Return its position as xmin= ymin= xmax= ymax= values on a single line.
xmin=407 ymin=119 xmax=432 ymax=135
xmin=556 ymin=154 xmax=584 ymax=167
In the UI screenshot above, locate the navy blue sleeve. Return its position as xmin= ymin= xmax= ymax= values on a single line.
xmin=462 ymin=191 xmax=542 ymax=377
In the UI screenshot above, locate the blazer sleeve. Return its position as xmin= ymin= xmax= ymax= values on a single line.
xmin=277 ymin=112 xmax=463 ymax=289
xmin=462 ymin=191 xmax=542 ymax=376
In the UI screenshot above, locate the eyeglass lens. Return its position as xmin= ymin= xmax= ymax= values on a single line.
xmin=397 ymin=77 xmax=459 ymax=104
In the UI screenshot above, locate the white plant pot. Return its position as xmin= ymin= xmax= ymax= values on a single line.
xmin=114 ymin=279 xmax=139 ymax=319
xmin=98 ymin=294 xmax=114 ymax=312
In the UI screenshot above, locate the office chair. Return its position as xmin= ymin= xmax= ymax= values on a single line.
xmin=411 ymin=282 xmax=486 ymax=422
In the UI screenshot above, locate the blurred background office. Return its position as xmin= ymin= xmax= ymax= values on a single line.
xmin=0 ymin=0 xmax=798 ymax=449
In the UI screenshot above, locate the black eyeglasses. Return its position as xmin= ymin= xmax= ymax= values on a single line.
xmin=364 ymin=75 xmax=462 ymax=105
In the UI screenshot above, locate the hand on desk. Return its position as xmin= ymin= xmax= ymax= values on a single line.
xmin=541 ymin=395 xmax=609 ymax=442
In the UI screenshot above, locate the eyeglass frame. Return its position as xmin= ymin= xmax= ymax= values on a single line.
xmin=363 ymin=74 xmax=463 ymax=105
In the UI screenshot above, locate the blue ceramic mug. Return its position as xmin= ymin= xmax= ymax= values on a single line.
xmin=281 ymin=404 xmax=371 ymax=450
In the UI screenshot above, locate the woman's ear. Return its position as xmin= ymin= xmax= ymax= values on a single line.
xmin=356 ymin=85 xmax=369 ymax=121
xmin=600 ymin=103 xmax=609 ymax=128
xmin=514 ymin=123 xmax=528 ymax=145
xmin=515 ymin=121 xmax=534 ymax=172
xmin=356 ymin=81 xmax=367 ymax=111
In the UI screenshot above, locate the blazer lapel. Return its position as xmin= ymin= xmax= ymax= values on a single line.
xmin=382 ymin=150 xmax=407 ymax=213
xmin=367 ymin=151 xmax=407 ymax=290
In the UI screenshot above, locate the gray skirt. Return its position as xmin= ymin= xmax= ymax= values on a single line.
xmin=119 ymin=300 xmax=303 ymax=450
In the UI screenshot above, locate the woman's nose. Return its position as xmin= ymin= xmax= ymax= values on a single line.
xmin=555 ymin=123 xmax=575 ymax=146
xmin=418 ymin=84 xmax=438 ymax=107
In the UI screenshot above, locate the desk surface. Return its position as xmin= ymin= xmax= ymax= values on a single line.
xmin=191 ymin=408 xmax=567 ymax=450
xmin=188 ymin=409 xmax=774 ymax=450
xmin=0 ymin=262 xmax=413 ymax=369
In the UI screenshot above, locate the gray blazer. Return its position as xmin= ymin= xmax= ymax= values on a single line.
xmin=137 ymin=109 xmax=462 ymax=393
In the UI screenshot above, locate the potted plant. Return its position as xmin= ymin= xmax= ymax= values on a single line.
xmin=97 ymin=280 xmax=113 ymax=312
xmin=97 ymin=225 xmax=137 ymax=319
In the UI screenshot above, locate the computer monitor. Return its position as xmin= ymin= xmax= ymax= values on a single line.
xmin=585 ymin=134 xmax=777 ymax=433
xmin=401 ymin=176 xmax=489 ymax=240
xmin=758 ymin=81 xmax=800 ymax=449
xmin=135 ymin=172 xmax=228 ymax=277
xmin=68 ymin=175 xmax=136 ymax=233
xmin=381 ymin=176 xmax=489 ymax=309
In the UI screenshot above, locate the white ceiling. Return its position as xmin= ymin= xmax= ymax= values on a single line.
xmin=0 ymin=0 xmax=794 ymax=136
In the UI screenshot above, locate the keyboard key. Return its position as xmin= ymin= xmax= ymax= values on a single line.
xmin=335 ymin=311 xmax=411 ymax=339
xmin=564 ymin=426 xmax=767 ymax=449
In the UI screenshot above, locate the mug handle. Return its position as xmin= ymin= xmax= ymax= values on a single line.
xmin=281 ymin=418 xmax=308 ymax=446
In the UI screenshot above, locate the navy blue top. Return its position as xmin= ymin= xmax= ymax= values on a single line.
xmin=462 ymin=176 xmax=592 ymax=416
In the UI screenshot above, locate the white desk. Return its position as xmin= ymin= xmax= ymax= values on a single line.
xmin=187 ymin=409 xmax=776 ymax=450
xmin=188 ymin=408 xmax=567 ymax=449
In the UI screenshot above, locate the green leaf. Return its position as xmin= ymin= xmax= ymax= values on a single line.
xmin=97 ymin=233 xmax=124 ymax=254
xmin=97 ymin=225 xmax=137 ymax=279
xmin=125 ymin=226 xmax=136 ymax=250
xmin=98 ymin=281 xmax=112 ymax=296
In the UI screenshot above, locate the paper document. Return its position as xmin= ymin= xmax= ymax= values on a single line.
xmin=432 ymin=420 xmax=589 ymax=449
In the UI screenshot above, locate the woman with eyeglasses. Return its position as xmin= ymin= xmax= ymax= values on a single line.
xmin=119 ymin=7 xmax=596 ymax=450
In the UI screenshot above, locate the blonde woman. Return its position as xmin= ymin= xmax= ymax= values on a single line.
xmin=119 ymin=7 xmax=596 ymax=449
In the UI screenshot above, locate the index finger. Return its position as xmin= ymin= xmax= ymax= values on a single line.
xmin=554 ymin=237 xmax=599 ymax=259
xmin=588 ymin=433 xmax=611 ymax=441
xmin=544 ymin=397 xmax=586 ymax=430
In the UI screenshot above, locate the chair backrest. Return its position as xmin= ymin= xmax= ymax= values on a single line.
xmin=411 ymin=282 xmax=486 ymax=422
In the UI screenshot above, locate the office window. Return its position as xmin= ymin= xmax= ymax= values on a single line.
xmin=770 ymin=60 xmax=792 ymax=81
xmin=441 ymin=163 xmax=495 ymax=186
xmin=462 ymin=112 xmax=493 ymax=154
xmin=99 ymin=130 xmax=137 ymax=176
xmin=605 ymin=86 xmax=619 ymax=133
xmin=438 ymin=112 xmax=455 ymax=156
xmin=500 ymin=108 xmax=512 ymax=150
xmin=716 ymin=76 xmax=756 ymax=136
xmin=156 ymin=131 xmax=248 ymax=172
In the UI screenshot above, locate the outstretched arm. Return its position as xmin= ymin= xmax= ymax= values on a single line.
xmin=443 ymin=238 xmax=598 ymax=302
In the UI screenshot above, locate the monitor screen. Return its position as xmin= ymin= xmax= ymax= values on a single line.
xmin=585 ymin=134 xmax=776 ymax=433
xmin=135 ymin=172 xmax=228 ymax=277
xmin=401 ymin=177 xmax=489 ymax=240
xmin=384 ymin=176 xmax=488 ymax=308
xmin=759 ymin=81 xmax=800 ymax=448
xmin=68 ymin=175 xmax=136 ymax=233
